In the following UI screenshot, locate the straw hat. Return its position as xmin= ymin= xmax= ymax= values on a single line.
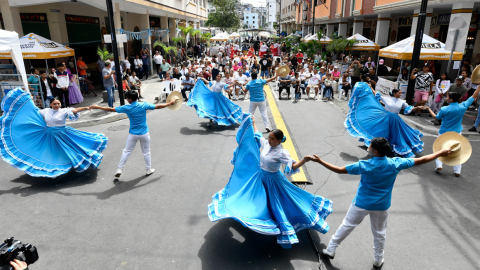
xmin=166 ymin=91 xmax=183 ymax=111
xmin=276 ymin=65 xmax=290 ymax=77
xmin=471 ymin=64 xmax=480 ymax=84
xmin=433 ymin=132 xmax=472 ymax=166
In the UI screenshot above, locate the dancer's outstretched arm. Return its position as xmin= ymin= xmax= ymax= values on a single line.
xmin=266 ymin=75 xmax=277 ymax=83
xmin=252 ymin=116 xmax=258 ymax=132
xmin=413 ymin=149 xmax=451 ymax=166
xmin=90 ymin=104 xmax=116 ymax=112
xmin=155 ymin=100 xmax=175 ymax=109
xmin=71 ymin=107 xmax=90 ymax=114
xmin=306 ymin=154 xmax=348 ymax=174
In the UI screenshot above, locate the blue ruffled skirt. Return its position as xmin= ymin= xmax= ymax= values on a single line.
xmin=0 ymin=88 xmax=107 ymax=178
xmin=208 ymin=114 xmax=332 ymax=248
xmin=345 ymin=83 xmax=424 ymax=157
xmin=187 ymin=80 xmax=243 ymax=126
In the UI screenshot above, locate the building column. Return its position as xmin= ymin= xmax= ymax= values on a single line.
xmin=140 ymin=9 xmax=153 ymax=74
xmin=160 ymin=16 xmax=169 ymax=43
xmin=411 ymin=7 xmax=433 ymax=36
xmin=447 ymin=2 xmax=474 ymax=52
xmin=47 ymin=8 xmax=68 ymax=44
xmin=353 ymin=18 xmax=363 ymax=36
xmin=0 ymin=0 xmax=23 ymax=35
xmin=114 ymin=3 xmax=125 ymax=60
xmin=375 ymin=14 xmax=390 ymax=46
xmin=314 ymin=24 xmax=321 ymax=34
xmin=169 ymin=18 xmax=177 ymax=46
xmin=338 ymin=22 xmax=348 ymax=38
xmin=326 ymin=23 xmax=335 ymax=37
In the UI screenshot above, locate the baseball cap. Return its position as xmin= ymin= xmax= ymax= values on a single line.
xmin=379 ymin=59 xmax=384 ymax=64
xmin=105 ymin=60 xmax=112 ymax=66
xmin=456 ymin=75 xmax=465 ymax=81
xmin=334 ymin=65 xmax=338 ymax=68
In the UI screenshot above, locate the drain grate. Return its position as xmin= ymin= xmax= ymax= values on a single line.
xmin=107 ymin=125 xmax=129 ymax=131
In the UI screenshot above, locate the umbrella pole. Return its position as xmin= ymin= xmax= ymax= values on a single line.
xmin=376 ymin=54 xmax=379 ymax=75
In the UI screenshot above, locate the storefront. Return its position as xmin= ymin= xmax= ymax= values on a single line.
xmin=65 ymin=14 xmax=101 ymax=63
xmin=20 ymin=13 xmax=51 ymax=39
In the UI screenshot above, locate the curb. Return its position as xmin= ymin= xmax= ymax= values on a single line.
xmin=399 ymin=114 xmax=480 ymax=140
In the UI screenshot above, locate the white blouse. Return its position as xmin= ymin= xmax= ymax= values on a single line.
xmin=38 ymin=108 xmax=80 ymax=127
xmin=256 ymin=132 xmax=299 ymax=175
xmin=209 ymin=81 xmax=227 ymax=93
xmin=375 ymin=92 xmax=413 ymax=114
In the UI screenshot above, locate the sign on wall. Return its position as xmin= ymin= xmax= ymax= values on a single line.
xmin=65 ymin=14 xmax=99 ymax=24
xmin=20 ymin=13 xmax=48 ymax=22
xmin=398 ymin=17 xmax=412 ymax=26
xmin=437 ymin=13 xmax=451 ymax=25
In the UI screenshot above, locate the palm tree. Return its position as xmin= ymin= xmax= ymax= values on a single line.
xmin=191 ymin=29 xmax=201 ymax=45
xmin=97 ymin=46 xmax=113 ymax=61
xmin=171 ymin=36 xmax=185 ymax=47
xmin=178 ymin=25 xmax=194 ymax=47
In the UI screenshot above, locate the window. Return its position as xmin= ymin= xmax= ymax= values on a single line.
xmin=253 ymin=16 xmax=255 ymax=19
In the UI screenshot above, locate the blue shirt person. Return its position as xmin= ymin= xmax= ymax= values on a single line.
xmin=89 ymin=90 xmax=176 ymax=178
xmin=307 ymin=137 xmax=452 ymax=267
xmin=425 ymin=78 xmax=480 ymax=176
xmin=245 ymin=73 xmax=277 ymax=131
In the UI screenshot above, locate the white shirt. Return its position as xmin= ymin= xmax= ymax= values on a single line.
xmin=129 ymin=76 xmax=140 ymax=85
xmin=134 ymin=59 xmax=142 ymax=69
xmin=308 ymin=74 xmax=321 ymax=85
xmin=234 ymin=74 xmax=248 ymax=85
xmin=42 ymin=78 xmax=53 ymax=96
xmin=299 ymin=72 xmax=309 ymax=81
xmin=209 ymin=81 xmax=226 ymax=93
xmin=377 ymin=94 xmax=412 ymax=114
xmin=435 ymin=79 xmax=450 ymax=95
xmin=38 ymin=108 xmax=80 ymax=127
xmin=154 ymin=54 xmax=163 ymax=64
xmin=260 ymin=44 xmax=268 ymax=52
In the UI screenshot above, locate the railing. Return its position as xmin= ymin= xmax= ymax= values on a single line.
xmin=0 ymin=74 xmax=44 ymax=112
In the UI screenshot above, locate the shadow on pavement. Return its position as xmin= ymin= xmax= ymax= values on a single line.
xmin=0 ymin=168 xmax=99 ymax=197
xmin=198 ymin=219 xmax=321 ymax=270
xmin=180 ymin=123 xmax=237 ymax=137
xmin=53 ymin=175 xmax=163 ymax=200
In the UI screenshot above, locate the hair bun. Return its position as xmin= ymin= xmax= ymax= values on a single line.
xmin=282 ymin=135 xmax=287 ymax=143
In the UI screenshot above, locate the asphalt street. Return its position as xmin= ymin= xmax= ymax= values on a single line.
xmin=1 ymin=83 xmax=479 ymax=270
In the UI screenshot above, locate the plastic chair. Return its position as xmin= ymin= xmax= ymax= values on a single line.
xmin=159 ymin=81 xmax=174 ymax=102
xmin=172 ymin=79 xmax=183 ymax=92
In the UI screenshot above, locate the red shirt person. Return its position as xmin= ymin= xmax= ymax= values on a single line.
xmin=76 ymin=56 xmax=88 ymax=76
xmin=296 ymin=50 xmax=304 ymax=64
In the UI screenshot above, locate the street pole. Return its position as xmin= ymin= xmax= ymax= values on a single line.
xmin=106 ymin=0 xmax=125 ymax=105
xmin=311 ymin=0 xmax=316 ymax=35
xmin=406 ymin=0 xmax=428 ymax=105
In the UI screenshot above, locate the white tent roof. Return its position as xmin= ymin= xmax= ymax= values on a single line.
xmin=0 ymin=29 xmax=29 ymax=91
xmin=0 ymin=33 xmax=74 ymax=60
xmin=379 ymin=34 xmax=463 ymax=60
xmin=257 ymin=31 xmax=271 ymax=37
xmin=305 ymin=34 xmax=331 ymax=44
xmin=347 ymin=33 xmax=380 ymax=51
xmin=230 ymin=32 xmax=240 ymax=38
xmin=210 ymin=32 xmax=230 ymax=41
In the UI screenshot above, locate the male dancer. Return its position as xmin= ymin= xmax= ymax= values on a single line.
xmin=245 ymin=72 xmax=277 ymax=132
xmin=306 ymin=137 xmax=451 ymax=268
xmin=90 ymin=90 xmax=175 ymax=178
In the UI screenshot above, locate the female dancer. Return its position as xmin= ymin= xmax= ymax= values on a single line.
xmin=373 ymin=88 xmax=423 ymax=115
xmin=0 ymin=89 xmax=107 ymax=178
xmin=66 ymin=66 xmax=84 ymax=104
xmin=345 ymin=82 xmax=424 ymax=158
xmin=187 ymin=74 xmax=241 ymax=127
xmin=431 ymin=72 xmax=450 ymax=113
xmin=208 ymin=115 xmax=332 ymax=248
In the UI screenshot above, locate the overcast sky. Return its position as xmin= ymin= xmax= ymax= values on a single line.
xmin=241 ymin=0 xmax=267 ymax=7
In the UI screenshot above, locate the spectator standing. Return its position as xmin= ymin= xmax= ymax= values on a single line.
xmin=349 ymin=60 xmax=362 ymax=89
xmin=96 ymin=58 xmax=106 ymax=89
xmin=141 ymin=48 xmax=150 ymax=79
xmin=54 ymin=62 xmax=70 ymax=108
xmin=102 ymin=60 xmax=116 ymax=107
xmin=296 ymin=49 xmax=304 ymax=66
xmin=27 ymin=68 xmax=40 ymax=93
xmin=377 ymin=59 xmax=389 ymax=76
xmin=410 ymin=65 xmax=434 ymax=104
xmin=259 ymin=55 xmax=271 ymax=78
xmin=39 ymin=70 xmax=57 ymax=107
xmin=134 ymin=55 xmax=143 ymax=79
xmin=67 ymin=56 xmax=76 ymax=74
xmin=76 ymin=56 xmax=88 ymax=94
xmin=431 ymin=72 xmax=450 ymax=114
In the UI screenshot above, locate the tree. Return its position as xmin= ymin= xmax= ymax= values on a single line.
xmin=205 ymin=0 xmax=241 ymax=31
xmin=153 ymin=40 xmax=178 ymax=57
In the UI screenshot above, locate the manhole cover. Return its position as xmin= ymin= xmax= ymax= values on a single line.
xmin=108 ymin=125 xmax=129 ymax=131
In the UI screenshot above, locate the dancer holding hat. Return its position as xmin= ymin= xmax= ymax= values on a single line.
xmin=307 ymin=137 xmax=452 ymax=268
xmin=423 ymin=74 xmax=480 ymax=176
xmin=90 ymin=90 xmax=176 ymax=178
xmin=187 ymin=74 xmax=242 ymax=127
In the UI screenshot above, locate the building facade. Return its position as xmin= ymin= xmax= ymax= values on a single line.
xmin=267 ymin=0 xmax=279 ymax=30
xmin=0 ymin=0 xmax=207 ymax=65
xmin=280 ymin=0 xmax=300 ymax=34
xmin=294 ymin=0 xmax=480 ymax=65
xmin=244 ymin=12 xmax=259 ymax=29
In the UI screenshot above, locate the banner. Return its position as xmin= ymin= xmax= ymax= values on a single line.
xmin=376 ymin=77 xmax=398 ymax=96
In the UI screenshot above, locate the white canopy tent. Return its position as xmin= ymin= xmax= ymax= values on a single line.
xmin=0 ymin=29 xmax=29 ymax=91
xmin=257 ymin=31 xmax=271 ymax=38
xmin=305 ymin=34 xmax=331 ymax=44
xmin=210 ymin=33 xmax=230 ymax=42
xmin=379 ymin=34 xmax=463 ymax=60
xmin=347 ymin=33 xmax=380 ymax=51
xmin=230 ymin=32 xmax=240 ymax=38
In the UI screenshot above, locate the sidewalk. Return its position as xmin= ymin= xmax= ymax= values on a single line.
xmin=68 ymin=77 xmax=163 ymax=128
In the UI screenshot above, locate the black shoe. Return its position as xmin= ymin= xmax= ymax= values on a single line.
xmin=266 ymin=128 xmax=271 ymax=132
xmin=468 ymin=126 xmax=477 ymax=132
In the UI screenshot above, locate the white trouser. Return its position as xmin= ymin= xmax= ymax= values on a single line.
xmin=327 ymin=204 xmax=389 ymax=262
xmin=249 ymin=101 xmax=270 ymax=129
xmin=118 ymin=133 xmax=151 ymax=170
xmin=435 ymin=132 xmax=461 ymax=174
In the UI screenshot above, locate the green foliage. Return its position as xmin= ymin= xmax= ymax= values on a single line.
xmin=97 ymin=46 xmax=113 ymax=61
xmin=171 ymin=36 xmax=185 ymax=46
xmin=205 ymin=0 xmax=241 ymax=31
xmin=153 ymin=40 xmax=178 ymax=56
xmin=326 ymin=37 xmax=358 ymax=54
xmin=179 ymin=25 xmax=194 ymax=37
xmin=243 ymin=24 xmax=248 ymax=29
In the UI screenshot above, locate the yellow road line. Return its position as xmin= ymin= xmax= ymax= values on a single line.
xmin=264 ymin=84 xmax=308 ymax=183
